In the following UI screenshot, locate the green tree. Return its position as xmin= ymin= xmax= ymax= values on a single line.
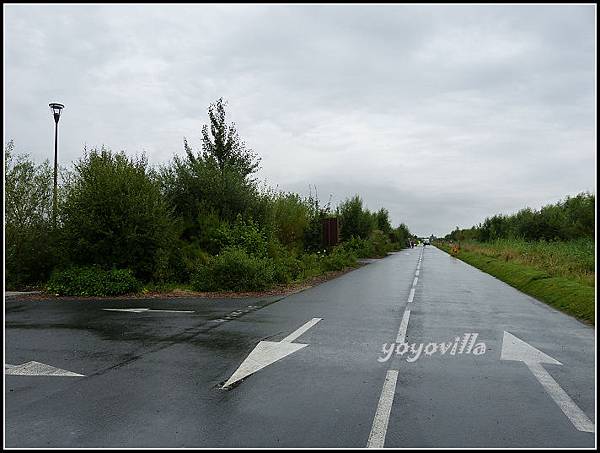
xmin=5 ymin=141 xmax=58 ymax=288
xmin=338 ymin=195 xmax=375 ymax=241
xmin=391 ymin=222 xmax=411 ymax=247
xmin=198 ymin=97 xmax=260 ymax=178
xmin=61 ymin=148 xmax=176 ymax=281
xmin=302 ymin=188 xmax=333 ymax=252
xmin=163 ymin=98 xmax=264 ymax=244
xmin=268 ymin=191 xmax=310 ymax=251
xmin=375 ymin=208 xmax=392 ymax=235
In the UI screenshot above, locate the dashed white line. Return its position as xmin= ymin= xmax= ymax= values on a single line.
xmin=396 ymin=309 xmax=411 ymax=343
xmin=368 ymin=249 xmax=423 ymax=447
xmin=367 ymin=370 xmax=399 ymax=448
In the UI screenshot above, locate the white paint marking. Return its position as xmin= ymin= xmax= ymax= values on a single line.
xmin=501 ymin=331 xmax=594 ymax=433
xmin=367 ymin=370 xmax=399 ymax=448
xmin=222 ymin=318 xmax=321 ymax=388
xmin=367 ymin=247 xmax=422 ymax=447
xmin=501 ymin=331 xmax=561 ymax=365
xmin=5 ymin=361 xmax=84 ymax=377
xmin=527 ymin=362 xmax=595 ymax=433
xmin=396 ymin=309 xmax=411 ymax=344
xmin=281 ymin=317 xmax=322 ymax=343
xmin=102 ymin=308 xmax=194 ymax=314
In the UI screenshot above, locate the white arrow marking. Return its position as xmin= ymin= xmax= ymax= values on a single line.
xmin=223 ymin=318 xmax=322 ymax=388
xmin=102 ymin=308 xmax=194 ymax=313
xmin=501 ymin=331 xmax=594 ymax=433
xmin=280 ymin=317 xmax=322 ymax=343
xmin=5 ymin=361 xmax=84 ymax=377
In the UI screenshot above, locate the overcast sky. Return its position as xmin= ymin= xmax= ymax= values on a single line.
xmin=4 ymin=4 xmax=596 ymax=236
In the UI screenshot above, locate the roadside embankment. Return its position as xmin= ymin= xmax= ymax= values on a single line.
xmin=435 ymin=240 xmax=595 ymax=325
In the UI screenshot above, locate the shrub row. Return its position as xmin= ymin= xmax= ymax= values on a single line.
xmin=46 ymin=266 xmax=141 ymax=296
xmin=190 ymin=244 xmax=358 ymax=292
xmin=5 ymin=98 xmax=415 ymax=295
xmin=446 ymin=192 xmax=594 ymax=243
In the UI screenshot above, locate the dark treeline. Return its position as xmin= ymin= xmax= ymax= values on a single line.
xmin=5 ymin=98 xmax=415 ymax=294
xmin=445 ymin=192 xmax=595 ymax=242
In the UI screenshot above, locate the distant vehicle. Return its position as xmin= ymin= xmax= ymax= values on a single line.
xmin=423 ymin=238 xmax=430 ymax=245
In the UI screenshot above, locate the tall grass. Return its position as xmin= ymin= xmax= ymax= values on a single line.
xmin=459 ymin=238 xmax=595 ymax=287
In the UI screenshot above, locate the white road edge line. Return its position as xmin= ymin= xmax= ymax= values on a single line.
xmin=412 ymin=277 xmax=418 ymax=287
xmin=407 ymin=288 xmax=416 ymax=303
xmin=367 ymin=369 xmax=399 ymax=448
xmin=281 ymin=317 xmax=322 ymax=343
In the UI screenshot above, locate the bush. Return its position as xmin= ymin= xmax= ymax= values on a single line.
xmin=212 ymin=216 xmax=269 ymax=257
xmin=47 ymin=266 xmax=141 ymax=296
xmin=60 ymin=148 xmax=176 ymax=281
xmin=191 ymin=247 xmax=275 ymax=291
xmin=267 ymin=238 xmax=302 ymax=283
xmin=297 ymin=253 xmax=324 ymax=280
xmin=267 ymin=191 xmax=310 ymax=251
xmin=302 ymin=191 xmax=333 ymax=253
xmin=390 ymin=223 xmax=411 ymax=249
xmin=321 ymin=245 xmax=358 ymax=272
xmin=341 ymin=236 xmax=374 ymax=258
xmin=369 ymin=229 xmax=392 ymax=257
xmin=340 ymin=231 xmax=391 ymax=258
xmin=171 ymin=240 xmax=211 ymax=283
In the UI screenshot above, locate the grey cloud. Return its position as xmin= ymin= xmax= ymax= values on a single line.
xmin=4 ymin=4 xmax=595 ymax=236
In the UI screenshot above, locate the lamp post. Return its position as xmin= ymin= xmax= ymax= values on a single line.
xmin=49 ymin=102 xmax=64 ymax=227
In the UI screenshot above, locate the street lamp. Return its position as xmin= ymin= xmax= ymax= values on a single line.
xmin=49 ymin=102 xmax=64 ymax=226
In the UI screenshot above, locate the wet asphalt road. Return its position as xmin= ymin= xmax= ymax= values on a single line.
xmin=4 ymin=246 xmax=596 ymax=447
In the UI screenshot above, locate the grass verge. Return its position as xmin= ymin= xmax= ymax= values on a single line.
xmin=436 ymin=242 xmax=595 ymax=325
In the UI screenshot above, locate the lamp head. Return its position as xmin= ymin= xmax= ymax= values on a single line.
xmin=49 ymin=103 xmax=65 ymax=123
